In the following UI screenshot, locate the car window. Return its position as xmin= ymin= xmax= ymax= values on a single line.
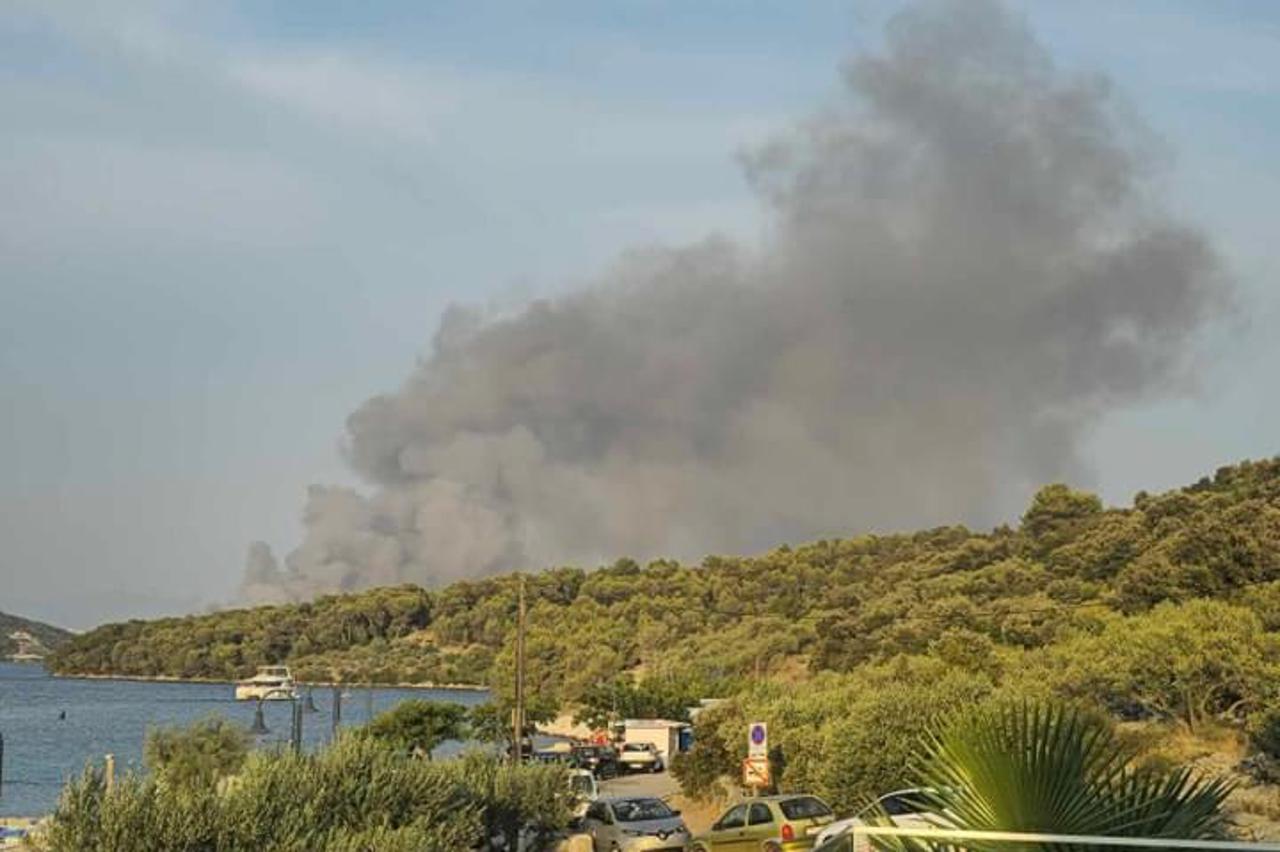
xmin=880 ymin=795 xmax=909 ymax=816
xmin=717 ymin=804 xmax=747 ymax=830
xmin=748 ymin=803 xmax=774 ymax=825
xmin=779 ymin=796 xmax=833 ymax=820
xmin=612 ymin=799 xmax=674 ymax=822
xmin=880 ymin=792 xmax=929 ymax=816
xmin=586 ymin=802 xmax=607 ymax=822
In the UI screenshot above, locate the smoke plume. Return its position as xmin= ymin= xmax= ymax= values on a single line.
xmin=242 ymin=0 xmax=1227 ymax=601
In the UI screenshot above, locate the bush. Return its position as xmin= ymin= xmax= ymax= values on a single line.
xmin=39 ymin=737 xmax=573 ymax=851
xmin=1249 ymin=706 xmax=1280 ymax=760
xmin=1020 ymin=600 xmax=1280 ymax=729
xmin=143 ymin=716 xmax=250 ymax=789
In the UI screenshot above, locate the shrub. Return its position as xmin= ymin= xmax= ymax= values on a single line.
xmin=143 ymin=716 xmax=250 ymax=788
xmin=39 ymin=737 xmax=572 ymax=851
xmin=1249 ymin=706 xmax=1280 ymax=760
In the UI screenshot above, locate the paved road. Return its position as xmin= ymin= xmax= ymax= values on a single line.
xmin=598 ymin=767 xmax=681 ymax=802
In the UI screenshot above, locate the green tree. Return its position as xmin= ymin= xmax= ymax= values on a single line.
xmin=142 ymin=715 xmax=250 ymax=788
xmin=1021 ymin=483 xmax=1102 ymax=551
xmin=358 ymin=700 xmax=469 ymax=759
xmin=469 ymin=698 xmax=556 ymax=751
xmin=573 ymin=675 xmax=700 ymax=730
xmin=1026 ymin=599 xmax=1280 ymax=730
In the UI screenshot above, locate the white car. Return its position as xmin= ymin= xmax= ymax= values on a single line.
xmin=581 ymin=796 xmax=690 ymax=851
xmin=617 ymin=742 xmax=664 ymax=773
xmin=812 ymin=789 xmax=942 ymax=850
xmin=569 ymin=769 xmax=600 ymax=821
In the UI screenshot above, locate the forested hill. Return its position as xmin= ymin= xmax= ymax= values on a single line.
xmin=49 ymin=458 xmax=1280 ymax=704
xmin=1 ymin=610 xmax=73 ymax=658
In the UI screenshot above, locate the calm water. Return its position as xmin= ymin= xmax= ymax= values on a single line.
xmin=0 ymin=662 xmax=489 ymax=817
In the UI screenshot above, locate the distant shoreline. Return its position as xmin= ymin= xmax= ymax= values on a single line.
xmin=48 ymin=671 xmax=489 ymax=692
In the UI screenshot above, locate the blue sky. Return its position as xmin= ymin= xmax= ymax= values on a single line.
xmin=2 ymin=1 xmax=1278 ymax=627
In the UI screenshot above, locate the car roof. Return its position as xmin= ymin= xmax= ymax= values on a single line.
xmin=599 ymin=796 xmax=666 ymax=804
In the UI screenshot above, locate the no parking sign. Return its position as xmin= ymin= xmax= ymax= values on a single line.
xmin=742 ymin=755 xmax=770 ymax=787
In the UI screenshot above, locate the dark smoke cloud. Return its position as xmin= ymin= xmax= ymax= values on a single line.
xmin=241 ymin=0 xmax=1227 ymax=601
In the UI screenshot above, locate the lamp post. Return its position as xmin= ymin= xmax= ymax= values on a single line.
xmin=252 ymin=688 xmax=303 ymax=753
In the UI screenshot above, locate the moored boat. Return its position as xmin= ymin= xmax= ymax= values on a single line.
xmin=234 ymin=665 xmax=298 ymax=701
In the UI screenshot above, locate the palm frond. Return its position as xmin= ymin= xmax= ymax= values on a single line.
xmin=887 ymin=700 xmax=1235 ymax=852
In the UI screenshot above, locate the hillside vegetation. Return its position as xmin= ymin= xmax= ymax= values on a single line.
xmin=1 ymin=610 xmax=73 ymax=658
xmin=52 ymin=458 xmax=1280 ymax=697
xmin=48 ymin=458 xmax=1280 ymax=832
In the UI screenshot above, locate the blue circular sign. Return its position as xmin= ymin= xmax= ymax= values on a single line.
xmin=750 ymin=724 xmax=766 ymax=745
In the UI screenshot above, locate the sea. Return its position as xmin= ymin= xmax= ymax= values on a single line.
xmin=0 ymin=662 xmax=490 ymax=817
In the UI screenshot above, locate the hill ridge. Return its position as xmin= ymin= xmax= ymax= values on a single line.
xmin=48 ymin=457 xmax=1280 ymax=704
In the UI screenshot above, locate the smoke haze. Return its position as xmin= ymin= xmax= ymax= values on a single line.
xmin=241 ymin=0 xmax=1228 ymax=602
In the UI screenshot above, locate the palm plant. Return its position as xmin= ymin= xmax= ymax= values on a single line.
xmin=875 ymin=700 xmax=1234 ymax=851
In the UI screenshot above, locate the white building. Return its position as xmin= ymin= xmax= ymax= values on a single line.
xmin=621 ymin=719 xmax=691 ymax=763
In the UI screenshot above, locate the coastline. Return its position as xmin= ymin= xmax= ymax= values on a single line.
xmin=49 ymin=671 xmax=489 ymax=692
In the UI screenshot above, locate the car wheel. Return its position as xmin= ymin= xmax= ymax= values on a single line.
xmin=762 ymin=843 xmax=783 ymax=852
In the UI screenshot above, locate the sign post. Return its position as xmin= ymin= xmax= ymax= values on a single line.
xmin=744 ymin=723 xmax=770 ymax=794
xmin=742 ymin=756 xmax=770 ymax=789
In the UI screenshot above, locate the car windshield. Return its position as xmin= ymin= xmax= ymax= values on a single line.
xmin=622 ymin=744 xmax=648 ymax=752
xmin=882 ymin=792 xmax=932 ymax=815
xmin=569 ymin=776 xmax=594 ymax=795
xmin=613 ymin=799 xmax=674 ymax=822
xmin=779 ymin=796 xmax=832 ymax=820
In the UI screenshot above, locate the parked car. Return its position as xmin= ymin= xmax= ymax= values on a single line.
xmin=535 ymin=750 xmax=584 ymax=770
xmin=617 ymin=742 xmax=664 ymax=773
xmin=811 ymin=789 xmax=940 ymax=851
xmin=580 ymin=796 xmax=690 ymax=851
xmin=690 ymin=795 xmax=835 ymax=851
xmin=568 ymin=768 xmax=601 ymax=822
xmin=574 ymin=743 xmax=620 ymax=778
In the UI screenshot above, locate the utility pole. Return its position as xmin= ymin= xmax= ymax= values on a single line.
xmin=512 ymin=574 xmax=527 ymax=765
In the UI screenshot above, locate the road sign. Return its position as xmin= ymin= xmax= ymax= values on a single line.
xmin=748 ymin=722 xmax=768 ymax=757
xmin=742 ymin=755 xmax=770 ymax=787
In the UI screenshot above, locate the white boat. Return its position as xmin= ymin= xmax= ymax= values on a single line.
xmin=234 ymin=665 xmax=298 ymax=701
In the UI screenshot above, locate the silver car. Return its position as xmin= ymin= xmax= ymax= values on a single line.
xmin=581 ymin=796 xmax=690 ymax=851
